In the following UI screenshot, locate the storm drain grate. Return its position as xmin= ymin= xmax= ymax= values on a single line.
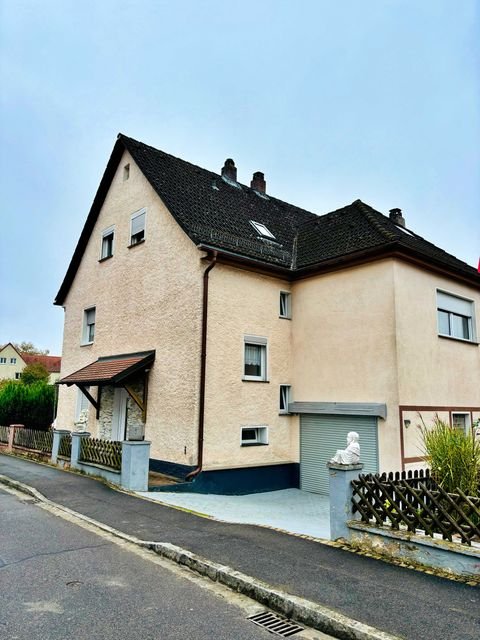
xmin=248 ymin=611 xmax=304 ymax=637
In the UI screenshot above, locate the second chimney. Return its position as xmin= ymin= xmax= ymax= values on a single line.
xmin=221 ymin=158 xmax=237 ymax=182
xmin=389 ymin=208 xmax=405 ymax=228
xmin=251 ymin=171 xmax=266 ymax=193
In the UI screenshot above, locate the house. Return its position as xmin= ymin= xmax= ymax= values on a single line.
xmin=54 ymin=134 xmax=480 ymax=494
xmin=0 ymin=344 xmax=24 ymax=380
xmin=0 ymin=344 xmax=61 ymax=384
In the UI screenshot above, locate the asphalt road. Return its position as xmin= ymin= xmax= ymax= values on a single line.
xmin=0 ymin=488 xmax=314 ymax=640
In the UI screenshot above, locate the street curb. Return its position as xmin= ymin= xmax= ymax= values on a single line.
xmin=0 ymin=474 xmax=402 ymax=640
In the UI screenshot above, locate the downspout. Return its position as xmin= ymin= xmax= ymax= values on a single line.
xmin=186 ymin=250 xmax=217 ymax=480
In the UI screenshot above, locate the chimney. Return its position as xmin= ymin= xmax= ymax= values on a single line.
xmin=389 ymin=208 xmax=405 ymax=228
xmin=251 ymin=171 xmax=266 ymax=193
xmin=221 ymin=158 xmax=237 ymax=182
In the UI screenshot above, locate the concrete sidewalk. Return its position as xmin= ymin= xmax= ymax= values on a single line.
xmin=1 ymin=454 xmax=478 ymax=640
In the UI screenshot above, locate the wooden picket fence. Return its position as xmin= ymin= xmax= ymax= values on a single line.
xmin=80 ymin=437 xmax=122 ymax=471
xmin=351 ymin=470 xmax=480 ymax=546
xmin=58 ymin=433 xmax=72 ymax=459
xmin=13 ymin=427 xmax=53 ymax=454
xmin=0 ymin=425 xmax=9 ymax=444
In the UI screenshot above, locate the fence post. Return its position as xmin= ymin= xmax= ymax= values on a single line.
xmin=51 ymin=429 xmax=70 ymax=464
xmin=328 ymin=462 xmax=363 ymax=541
xmin=71 ymin=431 xmax=91 ymax=470
xmin=8 ymin=424 xmax=24 ymax=452
xmin=121 ymin=440 xmax=151 ymax=491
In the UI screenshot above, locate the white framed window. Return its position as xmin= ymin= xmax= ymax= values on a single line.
xmin=100 ymin=226 xmax=115 ymax=259
xmin=15 ymin=372 xmax=21 ymax=379
xmin=123 ymin=163 xmax=130 ymax=181
xmin=243 ymin=335 xmax=268 ymax=381
xmin=279 ymin=384 xmax=291 ymax=414
xmin=0 ymin=358 xmax=6 ymax=364
xmin=452 ymin=412 xmax=471 ymax=435
xmin=249 ymin=220 xmax=275 ymax=239
xmin=82 ymin=307 xmax=96 ymax=344
xmin=10 ymin=357 xmax=16 ymax=364
xmin=241 ymin=426 xmax=268 ymax=446
xmin=130 ymin=209 xmax=146 ymax=246
xmin=437 ymin=290 xmax=476 ymax=342
xmin=279 ymin=291 xmax=291 ymax=319
xmin=76 ymin=386 xmax=90 ymax=421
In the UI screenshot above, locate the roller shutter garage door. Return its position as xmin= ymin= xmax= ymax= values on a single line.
xmin=300 ymin=414 xmax=378 ymax=495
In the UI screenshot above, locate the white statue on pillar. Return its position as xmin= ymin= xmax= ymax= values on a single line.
xmin=330 ymin=431 xmax=360 ymax=465
xmin=75 ymin=408 xmax=88 ymax=432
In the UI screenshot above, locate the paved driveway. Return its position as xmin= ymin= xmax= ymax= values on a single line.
xmin=137 ymin=488 xmax=331 ymax=539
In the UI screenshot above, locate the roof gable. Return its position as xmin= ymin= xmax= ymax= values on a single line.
xmin=54 ymin=135 xmax=479 ymax=304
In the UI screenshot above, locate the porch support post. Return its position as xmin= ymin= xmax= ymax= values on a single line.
xmin=328 ymin=462 xmax=363 ymax=541
xmin=71 ymin=431 xmax=91 ymax=470
xmin=121 ymin=440 xmax=151 ymax=491
xmin=51 ymin=429 xmax=70 ymax=464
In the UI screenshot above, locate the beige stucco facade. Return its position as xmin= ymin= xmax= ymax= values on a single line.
xmin=56 ymin=150 xmax=480 ymax=481
xmin=57 ymin=150 xmax=204 ymax=465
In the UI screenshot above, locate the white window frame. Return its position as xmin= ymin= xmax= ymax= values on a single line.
xmin=436 ymin=289 xmax=476 ymax=343
xmin=452 ymin=412 xmax=471 ymax=435
xmin=243 ymin=335 xmax=268 ymax=381
xmin=279 ymin=384 xmax=291 ymax=414
xmin=100 ymin=225 xmax=115 ymax=260
xmin=15 ymin=372 xmax=21 ymax=379
xmin=279 ymin=291 xmax=291 ymax=319
xmin=10 ymin=357 xmax=17 ymax=364
xmin=130 ymin=208 xmax=146 ymax=246
xmin=249 ymin=220 xmax=275 ymax=239
xmin=0 ymin=358 xmax=6 ymax=364
xmin=82 ymin=307 xmax=96 ymax=345
xmin=240 ymin=425 xmax=268 ymax=446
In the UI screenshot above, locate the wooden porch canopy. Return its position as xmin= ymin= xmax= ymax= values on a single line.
xmin=58 ymin=350 xmax=155 ymax=420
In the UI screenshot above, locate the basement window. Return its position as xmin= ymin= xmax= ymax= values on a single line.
xmin=241 ymin=426 xmax=268 ymax=446
xmin=250 ymin=220 xmax=275 ymax=239
xmin=452 ymin=413 xmax=471 ymax=435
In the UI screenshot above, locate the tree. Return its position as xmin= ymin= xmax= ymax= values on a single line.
xmin=21 ymin=362 xmax=50 ymax=385
xmin=0 ymin=380 xmax=56 ymax=429
xmin=13 ymin=341 xmax=50 ymax=355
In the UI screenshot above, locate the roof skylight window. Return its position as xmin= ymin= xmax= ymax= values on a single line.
xmin=250 ymin=220 xmax=275 ymax=239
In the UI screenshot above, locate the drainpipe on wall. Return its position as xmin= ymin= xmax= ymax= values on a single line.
xmin=186 ymin=250 xmax=217 ymax=481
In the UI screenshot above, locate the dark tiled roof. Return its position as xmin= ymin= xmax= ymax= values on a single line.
xmin=54 ymin=135 xmax=479 ymax=305
xmin=59 ymin=351 xmax=155 ymax=385
xmin=121 ymin=135 xmax=478 ymax=281
xmin=21 ymin=354 xmax=62 ymax=373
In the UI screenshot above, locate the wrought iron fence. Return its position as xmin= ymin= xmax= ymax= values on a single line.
xmin=58 ymin=433 xmax=72 ymax=459
xmin=0 ymin=425 xmax=9 ymax=444
xmin=351 ymin=470 xmax=480 ymax=546
xmin=80 ymin=437 xmax=122 ymax=471
xmin=13 ymin=428 xmax=53 ymax=454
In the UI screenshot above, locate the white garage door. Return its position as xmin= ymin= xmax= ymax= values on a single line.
xmin=300 ymin=414 xmax=378 ymax=495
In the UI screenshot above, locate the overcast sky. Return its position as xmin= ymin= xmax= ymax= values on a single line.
xmin=1 ymin=1 xmax=479 ymax=354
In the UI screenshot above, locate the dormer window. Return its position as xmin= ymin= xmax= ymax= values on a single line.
xmin=250 ymin=220 xmax=275 ymax=239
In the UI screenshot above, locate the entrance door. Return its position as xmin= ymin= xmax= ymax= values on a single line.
xmin=112 ymin=388 xmax=128 ymax=441
xmin=300 ymin=414 xmax=378 ymax=495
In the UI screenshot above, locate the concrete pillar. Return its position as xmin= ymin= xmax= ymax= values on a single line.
xmin=121 ymin=440 xmax=151 ymax=491
xmin=51 ymin=429 xmax=70 ymax=464
xmin=328 ymin=462 xmax=363 ymax=541
xmin=71 ymin=431 xmax=91 ymax=470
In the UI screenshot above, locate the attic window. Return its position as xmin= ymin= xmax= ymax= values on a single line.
xmin=123 ymin=164 xmax=130 ymax=181
xmin=250 ymin=221 xmax=275 ymax=239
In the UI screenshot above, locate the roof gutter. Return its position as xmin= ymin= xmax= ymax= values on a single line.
xmin=186 ymin=250 xmax=218 ymax=481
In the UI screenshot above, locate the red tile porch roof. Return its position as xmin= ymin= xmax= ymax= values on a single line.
xmin=59 ymin=351 xmax=155 ymax=386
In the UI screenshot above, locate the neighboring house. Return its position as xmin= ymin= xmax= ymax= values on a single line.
xmin=54 ymin=134 xmax=480 ymax=494
xmin=0 ymin=344 xmax=61 ymax=384
xmin=0 ymin=343 xmax=24 ymax=380
xmin=20 ymin=354 xmax=62 ymax=385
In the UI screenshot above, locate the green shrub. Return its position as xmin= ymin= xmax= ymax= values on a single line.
xmin=422 ymin=416 xmax=480 ymax=497
xmin=0 ymin=380 xmax=56 ymax=430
